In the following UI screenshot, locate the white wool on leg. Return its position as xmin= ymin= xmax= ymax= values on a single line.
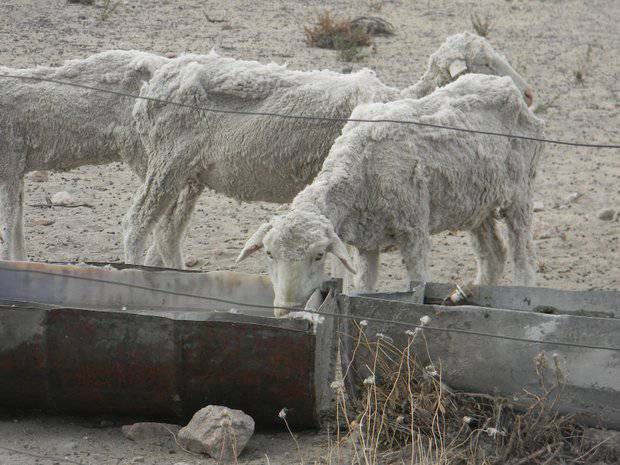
xmin=0 ymin=177 xmax=25 ymax=260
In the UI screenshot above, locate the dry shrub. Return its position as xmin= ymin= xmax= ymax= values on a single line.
xmin=305 ymin=12 xmax=373 ymax=50
xmin=471 ymin=12 xmax=492 ymax=38
xmin=316 ymin=323 xmax=610 ymax=465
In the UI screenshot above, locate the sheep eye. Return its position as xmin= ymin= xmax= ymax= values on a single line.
xmin=314 ymin=253 xmax=324 ymax=261
xmin=266 ymin=251 xmax=273 ymax=259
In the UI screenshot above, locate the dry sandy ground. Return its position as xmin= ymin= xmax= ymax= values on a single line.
xmin=0 ymin=0 xmax=618 ymax=463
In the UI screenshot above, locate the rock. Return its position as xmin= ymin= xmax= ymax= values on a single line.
xmin=582 ymin=427 xmax=620 ymax=456
xmin=51 ymin=191 xmax=75 ymax=206
xmin=122 ymin=422 xmax=179 ymax=443
xmin=597 ymin=208 xmax=615 ymax=221
xmin=185 ymin=256 xmax=200 ymax=268
xmin=533 ymin=201 xmax=545 ymax=212
xmin=131 ymin=457 xmax=145 ymax=464
xmin=165 ymin=52 xmax=177 ymax=58
xmin=29 ymin=171 xmax=49 ymax=182
xmin=178 ymin=405 xmax=254 ymax=461
xmin=32 ymin=219 xmax=55 ymax=226
xmin=566 ymin=192 xmax=582 ymax=203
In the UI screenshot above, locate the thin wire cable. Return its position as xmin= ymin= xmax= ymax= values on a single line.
xmin=0 ymin=73 xmax=618 ymax=149
xmin=2 ymin=264 xmax=618 ymax=352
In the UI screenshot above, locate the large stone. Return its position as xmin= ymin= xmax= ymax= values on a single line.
xmin=178 ymin=406 xmax=254 ymax=461
xmin=122 ymin=422 xmax=180 ymax=444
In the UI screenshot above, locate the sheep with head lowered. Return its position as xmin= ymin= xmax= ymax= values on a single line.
xmin=404 ymin=31 xmax=534 ymax=105
xmin=238 ymin=74 xmax=545 ymax=314
xmin=126 ymin=32 xmax=534 ymax=269
xmin=0 ymin=50 xmax=168 ymax=260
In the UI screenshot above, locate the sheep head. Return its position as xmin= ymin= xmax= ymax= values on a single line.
xmin=237 ymin=211 xmax=354 ymax=316
xmin=424 ymin=32 xmax=534 ymax=106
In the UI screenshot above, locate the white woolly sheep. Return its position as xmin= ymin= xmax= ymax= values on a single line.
xmin=404 ymin=31 xmax=534 ymax=105
xmin=126 ymin=32 xmax=533 ymax=269
xmin=0 ymin=50 xmax=168 ymax=261
xmin=237 ymin=74 xmax=545 ymax=314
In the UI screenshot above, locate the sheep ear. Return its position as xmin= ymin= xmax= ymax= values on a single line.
xmin=449 ymin=59 xmax=468 ymax=79
xmin=237 ymin=223 xmax=272 ymax=262
xmin=328 ymin=231 xmax=356 ymax=275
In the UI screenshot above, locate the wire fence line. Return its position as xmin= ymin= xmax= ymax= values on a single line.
xmin=0 ymin=73 xmax=619 ymax=149
xmin=1 ymin=264 xmax=618 ymax=352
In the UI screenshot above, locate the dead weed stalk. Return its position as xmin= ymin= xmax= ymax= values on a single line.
xmin=306 ymin=321 xmax=606 ymax=465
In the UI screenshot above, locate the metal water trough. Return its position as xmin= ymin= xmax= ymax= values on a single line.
xmin=339 ymin=282 xmax=620 ymax=429
xmin=1 ymin=261 xmax=618 ymax=430
xmin=0 ymin=261 xmax=339 ymax=428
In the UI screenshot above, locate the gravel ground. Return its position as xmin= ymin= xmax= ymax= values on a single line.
xmin=0 ymin=0 xmax=618 ymax=463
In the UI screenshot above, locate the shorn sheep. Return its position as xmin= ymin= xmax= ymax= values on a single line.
xmin=238 ymin=74 xmax=545 ymax=313
xmin=0 ymin=50 xmax=168 ymax=260
xmin=126 ymin=32 xmax=533 ymax=268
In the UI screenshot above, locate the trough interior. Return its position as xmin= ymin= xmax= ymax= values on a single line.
xmin=0 ymin=261 xmax=306 ymax=324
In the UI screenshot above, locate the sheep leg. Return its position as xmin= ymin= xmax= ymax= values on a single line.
xmin=399 ymin=231 xmax=432 ymax=285
xmin=505 ymin=202 xmax=537 ymax=286
xmin=122 ymin=167 xmax=184 ymax=265
xmin=0 ymin=177 xmax=25 ymax=261
xmin=143 ymin=243 xmax=165 ymax=267
xmin=352 ymin=250 xmax=380 ymax=293
xmin=468 ymin=217 xmax=507 ymax=285
xmin=144 ymin=181 xmax=204 ymax=269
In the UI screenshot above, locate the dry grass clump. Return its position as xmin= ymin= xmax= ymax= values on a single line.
xmin=305 ymin=12 xmax=372 ymax=50
xmin=471 ymin=12 xmax=492 ymax=38
xmin=99 ymin=0 xmax=122 ymax=21
xmin=304 ymin=12 xmax=393 ymax=62
xmin=313 ymin=323 xmax=609 ymax=465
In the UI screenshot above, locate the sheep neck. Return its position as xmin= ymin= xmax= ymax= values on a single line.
xmin=399 ymin=77 xmax=435 ymax=100
xmin=291 ymin=163 xmax=362 ymax=234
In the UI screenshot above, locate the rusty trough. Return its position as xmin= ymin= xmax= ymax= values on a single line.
xmin=0 ymin=261 xmax=339 ymax=428
xmin=1 ymin=260 xmax=618 ymax=430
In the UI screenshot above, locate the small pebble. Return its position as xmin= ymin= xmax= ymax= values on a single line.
xmin=51 ymin=191 xmax=75 ymax=206
xmin=185 ymin=256 xmax=199 ymax=268
xmin=533 ymin=201 xmax=545 ymax=212
xmin=29 ymin=171 xmax=49 ymax=182
xmin=131 ymin=457 xmax=145 ymax=464
xmin=597 ymin=208 xmax=615 ymax=221
xmin=165 ymin=52 xmax=177 ymax=58
xmin=566 ymin=192 xmax=582 ymax=203
xmin=32 ymin=219 xmax=55 ymax=226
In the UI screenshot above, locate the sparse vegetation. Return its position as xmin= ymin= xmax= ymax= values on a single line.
xmin=471 ymin=12 xmax=492 ymax=37
xmin=300 ymin=323 xmax=610 ymax=464
xmin=305 ymin=12 xmax=372 ymax=51
xmin=304 ymin=12 xmax=393 ymax=62
xmin=574 ymin=68 xmax=585 ymax=84
xmin=99 ymin=0 xmax=122 ymax=21
xmin=335 ymin=37 xmax=367 ymax=62
xmin=533 ymin=91 xmax=563 ymax=114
